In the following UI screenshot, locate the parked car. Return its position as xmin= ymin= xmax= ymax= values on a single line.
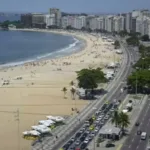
xmin=75 ymin=139 xmax=81 ymax=146
xmin=105 ymin=143 xmax=115 ymax=147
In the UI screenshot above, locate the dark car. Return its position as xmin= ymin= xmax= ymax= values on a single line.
xmin=75 ymin=132 xmax=81 ymax=138
xmin=69 ymin=145 xmax=76 ymax=150
xmin=62 ymin=143 xmax=70 ymax=150
xmin=135 ymin=122 xmax=140 ymax=126
xmin=80 ymin=136 xmax=86 ymax=142
xmin=80 ymin=143 xmax=87 ymax=149
xmin=105 ymin=143 xmax=115 ymax=148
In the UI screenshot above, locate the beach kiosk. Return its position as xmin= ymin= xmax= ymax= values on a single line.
xmin=39 ymin=120 xmax=55 ymax=129
xmin=46 ymin=116 xmax=65 ymax=122
xmin=23 ymin=130 xmax=40 ymax=140
xmin=31 ymin=125 xmax=51 ymax=134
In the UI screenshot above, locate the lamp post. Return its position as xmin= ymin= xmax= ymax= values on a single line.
xmin=142 ymin=57 xmax=145 ymax=70
xmin=135 ymin=67 xmax=139 ymax=97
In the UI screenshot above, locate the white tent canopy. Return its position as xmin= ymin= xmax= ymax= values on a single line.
xmin=31 ymin=125 xmax=51 ymax=133
xmin=39 ymin=120 xmax=55 ymax=127
xmin=46 ymin=116 xmax=65 ymax=122
xmin=23 ymin=130 xmax=40 ymax=136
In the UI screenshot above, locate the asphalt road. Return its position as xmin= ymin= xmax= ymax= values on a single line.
xmin=32 ymin=34 xmax=137 ymax=150
xmin=121 ymin=98 xmax=150 ymax=150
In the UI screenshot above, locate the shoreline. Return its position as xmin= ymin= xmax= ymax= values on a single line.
xmin=0 ymin=29 xmax=87 ymax=69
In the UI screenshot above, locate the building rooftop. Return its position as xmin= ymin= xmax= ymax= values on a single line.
xmin=99 ymin=124 xmax=121 ymax=135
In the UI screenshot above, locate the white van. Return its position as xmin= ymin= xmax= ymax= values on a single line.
xmin=141 ymin=132 xmax=147 ymax=140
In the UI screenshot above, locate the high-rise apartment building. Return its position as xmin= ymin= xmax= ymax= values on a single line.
xmin=21 ymin=14 xmax=32 ymax=28
xmin=49 ymin=8 xmax=61 ymax=27
xmin=32 ymin=13 xmax=46 ymax=28
xmin=125 ymin=12 xmax=132 ymax=33
xmin=45 ymin=14 xmax=56 ymax=28
xmin=97 ymin=17 xmax=105 ymax=30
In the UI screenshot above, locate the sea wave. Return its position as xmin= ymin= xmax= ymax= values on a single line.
xmin=0 ymin=37 xmax=82 ymax=68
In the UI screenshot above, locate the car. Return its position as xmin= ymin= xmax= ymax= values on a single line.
xmin=79 ymin=129 xmax=84 ymax=134
xmin=137 ymin=130 xmax=142 ymax=135
xmin=80 ymin=136 xmax=86 ymax=142
xmin=62 ymin=143 xmax=70 ymax=150
xmin=100 ymin=120 xmax=104 ymax=125
xmin=135 ymin=122 xmax=140 ymax=126
xmin=75 ymin=139 xmax=80 ymax=146
xmin=86 ymin=130 xmax=90 ymax=134
xmin=104 ymin=116 xmax=109 ymax=120
xmin=83 ymin=132 xmax=88 ymax=138
xmin=94 ymin=127 xmax=99 ymax=133
xmin=90 ymin=132 xmax=95 ymax=137
xmin=81 ymin=127 xmax=86 ymax=131
xmin=75 ymin=132 xmax=81 ymax=138
xmin=70 ymin=137 xmax=75 ymax=142
xmin=95 ymin=111 xmax=100 ymax=116
xmin=105 ymin=143 xmax=115 ymax=147
xmin=80 ymin=143 xmax=87 ymax=149
xmin=69 ymin=145 xmax=76 ymax=150
xmin=110 ymin=108 xmax=115 ymax=112
xmin=84 ymin=137 xmax=89 ymax=143
xmin=68 ymin=140 xmax=73 ymax=145
xmin=101 ymin=112 xmax=105 ymax=115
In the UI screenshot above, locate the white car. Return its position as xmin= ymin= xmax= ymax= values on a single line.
xmin=75 ymin=140 xmax=80 ymax=145
xmin=84 ymin=138 xmax=89 ymax=143
xmin=94 ymin=127 xmax=99 ymax=133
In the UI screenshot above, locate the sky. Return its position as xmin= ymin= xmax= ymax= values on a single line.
xmin=0 ymin=0 xmax=150 ymax=14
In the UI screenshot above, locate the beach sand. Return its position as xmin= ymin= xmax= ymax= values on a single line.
xmin=0 ymin=29 xmax=121 ymax=150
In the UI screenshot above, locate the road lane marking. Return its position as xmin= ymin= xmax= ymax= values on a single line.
xmin=132 ymin=138 xmax=134 ymax=142
xmin=128 ymin=145 xmax=131 ymax=149
xmin=136 ymin=145 xmax=139 ymax=149
xmin=116 ymin=144 xmax=123 ymax=150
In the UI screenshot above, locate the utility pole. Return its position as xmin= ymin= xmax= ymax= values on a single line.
xmin=93 ymin=134 xmax=96 ymax=150
xmin=136 ymin=73 xmax=137 ymax=96
xmin=15 ymin=109 xmax=20 ymax=150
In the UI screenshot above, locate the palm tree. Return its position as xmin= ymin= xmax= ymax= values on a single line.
xmin=111 ymin=110 xmax=120 ymax=127
xmin=70 ymin=88 xmax=76 ymax=100
xmin=119 ymin=112 xmax=130 ymax=133
xmin=62 ymin=87 xmax=67 ymax=98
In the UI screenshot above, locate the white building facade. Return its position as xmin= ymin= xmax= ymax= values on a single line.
xmin=45 ymin=14 xmax=56 ymax=27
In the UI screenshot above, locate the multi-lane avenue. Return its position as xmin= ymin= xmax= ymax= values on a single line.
xmin=121 ymin=98 xmax=150 ymax=150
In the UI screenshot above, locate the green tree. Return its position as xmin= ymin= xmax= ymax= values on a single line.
xmin=62 ymin=87 xmax=67 ymax=98
xmin=119 ymin=112 xmax=130 ymax=133
xmin=141 ymin=34 xmax=150 ymax=41
xmin=76 ymin=68 xmax=107 ymax=98
xmin=111 ymin=110 xmax=120 ymax=127
xmin=127 ymin=70 xmax=150 ymax=93
xmin=119 ymin=30 xmax=128 ymax=37
xmin=126 ymin=36 xmax=139 ymax=46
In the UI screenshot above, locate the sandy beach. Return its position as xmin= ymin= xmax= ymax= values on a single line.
xmin=0 ymin=29 xmax=121 ymax=150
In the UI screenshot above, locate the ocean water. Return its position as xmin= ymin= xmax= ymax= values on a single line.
xmin=0 ymin=30 xmax=82 ymax=66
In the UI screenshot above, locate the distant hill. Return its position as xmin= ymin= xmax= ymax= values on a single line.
xmin=0 ymin=13 xmax=20 ymax=22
